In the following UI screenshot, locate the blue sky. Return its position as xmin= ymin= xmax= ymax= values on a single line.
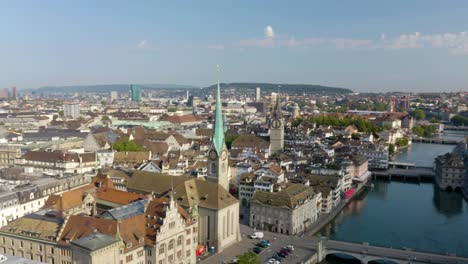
xmin=1 ymin=0 xmax=468 ymax=92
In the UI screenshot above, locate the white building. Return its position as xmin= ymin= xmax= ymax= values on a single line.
xmin=64 ymin=103 xmax=80 ymax=119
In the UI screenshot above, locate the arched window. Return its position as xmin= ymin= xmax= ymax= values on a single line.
xmin=168 ymin=239 xmax=174 ymax=250
xmin=159 ymin=243 xmax=165 ymax=254
xmin=177 ymin=235 xmax=183 ymax=246
xmin=211 ymin=163 xmax=216 ymax=174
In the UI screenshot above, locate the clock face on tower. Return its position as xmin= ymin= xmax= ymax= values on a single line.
xmin=209 ymin=150 xmax=217 ymax=160
xmin=272 ymin=119 xmax=281 ymax=129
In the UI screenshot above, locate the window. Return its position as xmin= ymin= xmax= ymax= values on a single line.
xmin=177 ymin=250 xmax=182 ymax=259
xmin=159 ymin=244 xmax=165 ymax=254
xmin=186 ymin=250 xmax=190 ymax=257
xmin=137 ymin=250 xmax=144 ymax=258
xmin=168 ymin=239 xmax=174 ymax=250
xmin=177 ymin=236 xmax=182 ymax=246
xmin=126 ymin=254 xmax=133 ymax=262
xmin=186 ymin=239 xmax=190 ymax=246
xmin=168 ymin=255 xmax=174 ymax=264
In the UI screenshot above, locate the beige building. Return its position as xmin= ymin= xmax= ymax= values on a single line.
xmin=0 ymin=175 xmax=197 ymax=264
xmin=0 ymin=145 xmax=21 ymax=166
xmin=250 ymin=183 xmax=321 ymax=235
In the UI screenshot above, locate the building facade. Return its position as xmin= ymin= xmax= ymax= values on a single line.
xmin=249 ymin=183 xmax=321 ymax=235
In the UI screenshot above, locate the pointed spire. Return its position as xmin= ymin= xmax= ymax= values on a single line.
xmin=272 ymin=93 xmax=283 ymax=119
xmin=212 ymin=65 xmax=225 ymax=154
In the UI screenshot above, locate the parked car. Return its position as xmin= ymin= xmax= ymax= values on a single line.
xmin=266 ymin=258 xmax=280 ymax=264
xmin=253 ymin=247 xmax=263 ymax=254
xmin=257 ymin=242 xmax=269 ymax=248
xmin=286 ymin=245 xmax=295 ymax=251
xmin=277 ymin=252 xmax=287 ymax=258
xmin=250 ymin=232 xmax=264 ymax=239
xmin=281 ymin=247 xmax=293 ymax=253
xmin=259 ymin=240 xmax=271 ymax=246
xmin=279 ymin=250 xmax=291 ymax=256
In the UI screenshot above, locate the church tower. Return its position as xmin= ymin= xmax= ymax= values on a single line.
xmin=207 ymin=74 xmax=230 ymax=191
xmin=269 ymin=93 xmax=284 ymax=154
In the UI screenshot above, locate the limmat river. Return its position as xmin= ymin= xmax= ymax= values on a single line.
xmin=319 ymin=131 xmax=468 ymax=263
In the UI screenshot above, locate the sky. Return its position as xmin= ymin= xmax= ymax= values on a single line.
xmin=1 ymin=1 xmax=468 ymax=92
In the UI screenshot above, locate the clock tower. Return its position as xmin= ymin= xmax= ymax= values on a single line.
xmin=207 ymin=75 xmax=230 ymax=191
xmin=269 ymin=93 xmax=284 ymax=154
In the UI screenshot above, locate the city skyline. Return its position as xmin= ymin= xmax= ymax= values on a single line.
xmin=2 ymin=1 xmax=468 ymax=92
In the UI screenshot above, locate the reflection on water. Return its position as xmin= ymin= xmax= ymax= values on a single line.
xmin=394 ymin=131 xmax=466 ymax=167
xmin=318 ymin=180 xmax=468 ymax=256
xmin=432 ymin=185 xmax=464 ymax=217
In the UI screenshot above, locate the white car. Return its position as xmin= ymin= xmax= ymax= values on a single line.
xmin=266 ymin=259 xmax=280 ymax=264
xmin=249 ymin=232 xmax=264 ymax=239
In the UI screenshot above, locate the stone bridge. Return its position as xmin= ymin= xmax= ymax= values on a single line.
xmin=316 ymin=239 xmax=468 ymax=264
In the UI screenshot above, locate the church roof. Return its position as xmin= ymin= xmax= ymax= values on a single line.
xmin=171 ymin=179 xmax=238 ymax=210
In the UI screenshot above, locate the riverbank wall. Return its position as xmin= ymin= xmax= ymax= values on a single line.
xmin=306 ymin=179 xmax=368 ymax=236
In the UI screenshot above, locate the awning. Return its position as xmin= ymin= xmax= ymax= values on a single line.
xmin=196 ymin=245 xmax=206 ymax=256
xmin=345 ymin=189 xmax=355 ymax=198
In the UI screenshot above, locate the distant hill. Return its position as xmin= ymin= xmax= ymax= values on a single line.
xmin=203 ymin=82 xmax=352 ymax=94
xmin=28 ymin=84 xmax=197 ymax=93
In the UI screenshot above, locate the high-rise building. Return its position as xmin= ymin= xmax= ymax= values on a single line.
xmin=269 ymin=93 xmax=284 ymax=155
xmin=11 ymin=87 xmax=17 ymax=100
xmin=110 ymin=91 xmax=118 ymax=101
xmin=0 ymin=88 xmax=8 ymax=98
xmin=270 ymin=92 xmax=278 ymax=108
xmin=130 ymin=84 xmax=141 ymax=102
xmin=255 ymin=87 xmax=261 ymax=102
xmin=63 ymin=103 xmax=80 ymax=119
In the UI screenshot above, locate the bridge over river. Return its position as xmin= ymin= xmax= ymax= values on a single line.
xmin=319 ymin=239 xmax=468 ymax=264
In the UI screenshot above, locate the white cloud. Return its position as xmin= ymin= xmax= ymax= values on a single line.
xmin=137 ymin=40 xmax=147 ymax=49
xmin=235 ymin=29 xmax=468 ymax=55
xmin=388 ymin=31 xmax=468 ymax=54
xmin=264 ymin=25 xmax=275 ymax=38
xmin=208 ymin=44 xmax=225 ymax=50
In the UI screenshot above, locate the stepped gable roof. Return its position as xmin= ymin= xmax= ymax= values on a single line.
xmin=144 ymin=197 xmax=192 ymax=244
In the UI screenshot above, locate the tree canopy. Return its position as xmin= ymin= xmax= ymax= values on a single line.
xmin=412 ymin=109 xmax=426 ymax=120
xmin=113 ymin=140 xmax=142 ymax=152
xmin=237 ymin=252 xmax=260 ymax=264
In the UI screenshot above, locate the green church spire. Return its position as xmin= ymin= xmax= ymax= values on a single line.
xmin=212 ymin=66 xmax=225 ymax=154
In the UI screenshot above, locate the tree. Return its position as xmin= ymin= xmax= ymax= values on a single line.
xmin=58 ymin=110 xmax=64 ymax=117
xmin=430 ymin=117 xmax=439 ymax=123
xmin=237 ymin=252 xmax=260 ymax=264
xmin=413 ymin=109 xmax=426 ymax=120
xmin=112 ymin=140 xmax=142 ymax=151
xmin=388 ymin=143 xmax=395 ymax=156
xmin=451 ymin=115 xmax=468 ymax=126
xmin=351 ymin=132 xmax=360 ymax=140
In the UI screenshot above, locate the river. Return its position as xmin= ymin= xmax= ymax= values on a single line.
xmin=319 ymin=131 xmax=468 ymax=263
